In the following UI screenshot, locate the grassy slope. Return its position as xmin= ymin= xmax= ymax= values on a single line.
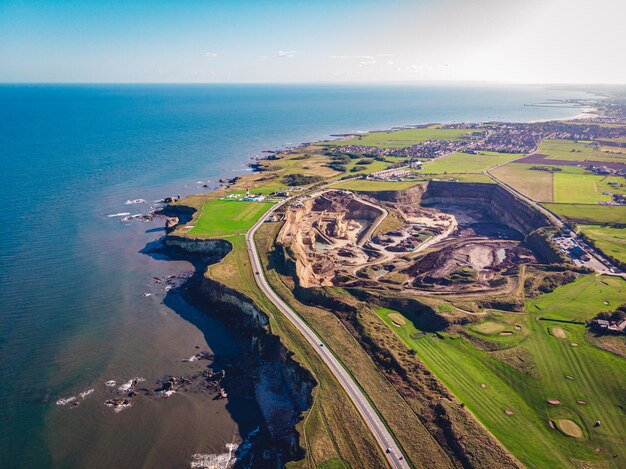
xmin=579 ymin=225 xmax=626 ymax=264
xmin=204 ymin=233 xmax=387 ymax=469
xmin=542 ymin=204 xmax=626 ymax=225
xmin=188 ymin=199 xmax=274 ymax=238
xmin=527 ymin=275 xmax=626 ymax=322
xmin=377 ymin=274 xmax=626 ymax=468
xmin=322 ymin=127 xmax=477 ymax=148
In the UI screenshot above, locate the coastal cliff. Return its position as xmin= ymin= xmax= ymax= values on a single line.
xmin=160 ymin=234 xmax=315 ymax=466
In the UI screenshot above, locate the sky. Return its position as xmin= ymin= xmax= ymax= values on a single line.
xmin=0 ymin=0 xmax=624 ymax=84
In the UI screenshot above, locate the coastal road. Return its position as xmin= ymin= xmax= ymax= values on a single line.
xmin=246 ymin=199 xmax=409 ymax=469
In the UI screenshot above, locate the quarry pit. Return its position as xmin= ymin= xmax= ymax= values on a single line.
xmin=278 ymin=182 xmax=546 ymax=297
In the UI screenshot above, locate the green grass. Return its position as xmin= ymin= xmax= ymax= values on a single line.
xmin=332 ymin=180 xmax=421 ymax=191
xmin=491 ymin=163 xmax=554 ymax=202
xmin=421 ymin=151 xmax=523 ymax=174
xmin=528 ymin=275 xmax=626 ymax=322
xmin=188 ymin=199 xmax=274 ymax=237
xmin=542 ymin=203 xmax=626 ymax=225
xmin=579 ymin=225 xmax=626 ymax=264
xmin=538 ymin=139 xmax=626 ymax=164
xmin=553 ymin=173 xmax=612 ymax=204
xmin=376 ymin=276 xmax=626 ymax=467
xmin=321 ymin=127 xmax=479 ymax=148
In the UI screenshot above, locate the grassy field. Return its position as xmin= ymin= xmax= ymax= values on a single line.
xmin=538 ymin=139 xmax=626 ymax=164
xmin=188 ymin=199 xmax=274 ymax=237
xmin=553 ymin=173 xmax=612 ymax=204
xmin=321 ymin=127 xmax=478 ymax=148
xmin=421 ymin=151 xmax=523 ymax=174
xmin=579 ymin=225 xmax=626 ymax=264
xmin=491 ymin=163 xmax=554 ymax=202
xmin=527 ymin=275 xmax=626 ymax=322
xmin=377 ymin=275 xmax=626 ymax=467
xmin=542 ymin=203 xmax=626 ymax=224
xmin=332 ymin=180 xmax=421 ymax=191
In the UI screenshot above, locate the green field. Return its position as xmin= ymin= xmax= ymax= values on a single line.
xmin=377 ymin=276 xmax=626 ymax=467
xmin=188 ymin=199 xmax=274 ymax=237
xmin=491 ymin=163 xmax=554 ymax=202
xmin=420 ymin=151 xmax=523 ymax=174
xmin=579 ymin=225 xmax=626 ymax=264
xmin=542 ymin=203 xmax=626 ymax=224
xmin=527 ymin=275 xmax=626 ymax=322
xmin=322 ymin=127 xmax=479 ymax=148
xmin=333 ymin=180 xmax=421 ymax=192
xmin=538 ymin=139 xmax=626 ymax=164
xmin=553 ymin=173 xmax=612 ymax=204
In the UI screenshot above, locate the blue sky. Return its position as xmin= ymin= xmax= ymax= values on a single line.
xmin=1 ymin=0 xmax=624 ymax=83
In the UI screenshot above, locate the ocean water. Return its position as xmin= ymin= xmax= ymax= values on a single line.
xmin=0 ymin=84 xmax=590 ymax=468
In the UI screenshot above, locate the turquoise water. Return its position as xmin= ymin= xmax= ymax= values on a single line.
xmin=0 ymin=84 xmax=589 ymax=467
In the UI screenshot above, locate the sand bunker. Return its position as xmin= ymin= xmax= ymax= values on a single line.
xmin=388 ymin=313 xmax=406 ymax=326
xmin=570 ymin=342 xmax=578 ymax=347
xmin=480 ymin=383 xmax=486 ymax=388
xmin=555 ymin=419 xmax=584 ymax=439
xmin=547 ymin=399 xmax=561 ymax=405
xmin=499 ymin=331 xmax=513 ymax=336
xmin=565 ymin=375 xmax=575 ymax=380
xmin=514 ymin=325 xmax=522 ymax=331
xmin=504 ymin=409 xmax=514 ymax=415
xmin=550 ymin=327 xmax=567 ymax=339
xmin=576 ymin=400 xmax=587 ymax=405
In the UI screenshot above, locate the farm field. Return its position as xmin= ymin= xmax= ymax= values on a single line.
xmin=542 ymin=203 xmax=626 ymax=224
xmin=377 ymin=276 xmax=626 ymax=467
xmin=553 ymin=173 xmax=611 ymax=204
xmin=188 ymin=198 xmax=274 ymax=237
xmin=579 ymin=225 xmax=626 ymax=264
xmin=333 ymin=180 xmax=421 ymax=192
xmin=420 ymin=151 xmax=522 ymax=174
xmin=538 ymin=139 xmax=626 ymax=164
xmin=321 ymin=127 xmax=478 ymax=148
xmin=490 ymin=163 xmax=554 ymax=202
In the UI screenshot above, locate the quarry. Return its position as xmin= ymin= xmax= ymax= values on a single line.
xmin=277 ymin=182 xmax=547 ymax=301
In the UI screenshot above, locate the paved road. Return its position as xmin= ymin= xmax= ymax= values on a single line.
xmin=246 ymin=198 xmax=409 ymax=469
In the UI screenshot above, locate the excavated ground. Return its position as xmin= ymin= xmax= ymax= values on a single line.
xmin=278 ymin=189 xmax=537 ymax=296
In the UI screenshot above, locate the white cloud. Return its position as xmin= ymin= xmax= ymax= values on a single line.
xmin=203 ymin=51 xmax=219 ymax=58
xmin=276 ymin=50 xmax=297 ymax=58
xmin=330 ymin=55 xmax=375 ymax=60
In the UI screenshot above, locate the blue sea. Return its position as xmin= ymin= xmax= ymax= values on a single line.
xmin=0 ymin=83 xmax=590 ymax=467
